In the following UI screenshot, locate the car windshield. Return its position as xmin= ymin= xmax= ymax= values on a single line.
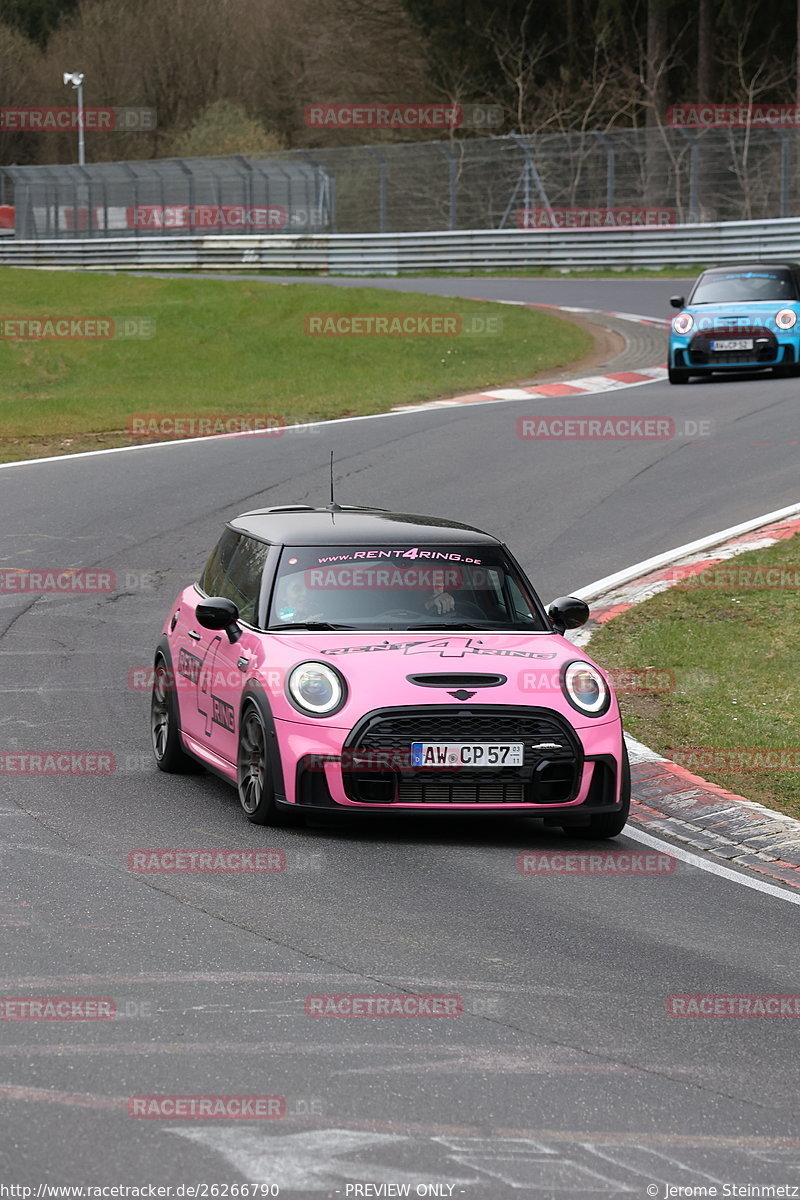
xmin=690 ymin=269 xmax=797 ymax=305
xmin=267 ymin=544 xmax=549 ymax=632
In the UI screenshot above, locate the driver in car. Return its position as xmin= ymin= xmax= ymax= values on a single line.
xmin=425 ymin=582 xmax=455 ymax=614
xmin=274 ymin=571 xmax=456 ymax=623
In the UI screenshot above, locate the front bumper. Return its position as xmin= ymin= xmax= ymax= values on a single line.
xmin=671 ymin=329 xmax=798 ymax=371
xmin=274 ymin=704 xmax=625 ymax=816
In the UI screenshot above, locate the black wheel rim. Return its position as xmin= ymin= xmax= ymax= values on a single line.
xmin=238 ymin=710 xmax=266 ymax=814
xmin=151 ymin=662 xmax=170 ymax=761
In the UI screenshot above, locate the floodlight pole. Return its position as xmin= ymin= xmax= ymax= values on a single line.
xmin=63 ymin=72 xmax=85 ymax=165
xmin=77 ymin=77 xmax=85 ymax=166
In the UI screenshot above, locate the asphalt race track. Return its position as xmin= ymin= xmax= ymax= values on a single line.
xmin=2 ymin=277 xmax=800 ymax=1194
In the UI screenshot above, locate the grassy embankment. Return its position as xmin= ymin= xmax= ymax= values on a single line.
xmin=0 ymin=268 xmax=592 ymax=462
xmin=589 ymin=534 xmax=800 ymax=819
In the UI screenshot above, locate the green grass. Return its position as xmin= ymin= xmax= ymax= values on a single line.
xmin=0 ymin=268 xmax=591 ymax=462
xmin=588 ymin=534 xmax=800 ymax=819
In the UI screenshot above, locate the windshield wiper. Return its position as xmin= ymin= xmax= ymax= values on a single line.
xmin=400 ymin=623 xmax=488 ymax=631
xmin=269 ymin=621 xmax=356 ymax=631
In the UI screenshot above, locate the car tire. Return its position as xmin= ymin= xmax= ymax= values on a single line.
xmin=668 ymin=367 xmax=691 ymax=384
xmin=151 ymin=654 xmax=200 ymax=773
xmin=237 ymin=703 xmax=301 ymax=826
xmin=561 ymin=743 xmax=631 ymax=840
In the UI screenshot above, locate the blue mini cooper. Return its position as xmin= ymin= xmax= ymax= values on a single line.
xmin=668 ymin=262 xmax=800 ymax=384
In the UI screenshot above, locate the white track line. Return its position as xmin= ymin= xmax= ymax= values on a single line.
xmin=623 ymin=825 xmax=800 ymax=907
xmin=0 ymin=306 xmax=666 ymax=472
xmin=0 ymin=410 xmax=407 ymax=471
xmin=572 ymin=500 xmax=800 ymax=601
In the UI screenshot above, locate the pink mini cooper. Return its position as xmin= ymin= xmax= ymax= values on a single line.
xmin=151 ymin=506 xmax=629 ymax=838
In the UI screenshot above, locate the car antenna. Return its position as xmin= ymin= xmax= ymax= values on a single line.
xmin=326 ymin=449 xmax=342 ymax=512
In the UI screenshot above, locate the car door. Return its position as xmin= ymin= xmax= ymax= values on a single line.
xmin=176 ymin=530 xmax=271 ymax=766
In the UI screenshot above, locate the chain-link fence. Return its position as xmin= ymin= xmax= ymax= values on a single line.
xmin=4 ymin=156 xmax=332 ymax=238
xmin=3 ymin=125 xmax=800 ymax=238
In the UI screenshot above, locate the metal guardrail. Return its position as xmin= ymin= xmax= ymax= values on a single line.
xmin=2 ymin=216 xmax=800 ymax=272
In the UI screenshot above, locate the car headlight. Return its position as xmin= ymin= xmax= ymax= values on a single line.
xmin=287 ymin=661 xmax=346 ymax=717
xmin=672 ymin=312 xmax=694 ymax=335
xmin=562 ymin=660 xmax=610 ymax=717
xmin=776 ymin=308 xmax=797 ymax=330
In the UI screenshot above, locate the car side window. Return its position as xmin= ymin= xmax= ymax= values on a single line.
xmin=199 ymin=528 xmax=239 ymax=597
xmin=199 ymin=531 xmax=268 ymax=626
xmin=506 ymin=575 xmax=535 ymax=621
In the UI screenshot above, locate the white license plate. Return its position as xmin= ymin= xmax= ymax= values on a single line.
xmin=711 ymin=338 xmax=753 ymax=351
xmin=410 ymin=742 xmax=524 ymax=768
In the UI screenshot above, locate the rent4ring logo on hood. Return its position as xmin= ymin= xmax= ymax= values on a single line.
xmin=320 ymin=636 xmax=557 ymax=660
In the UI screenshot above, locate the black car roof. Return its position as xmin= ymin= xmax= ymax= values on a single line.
xmin=229 ymin=506 xmax=502 ymax=546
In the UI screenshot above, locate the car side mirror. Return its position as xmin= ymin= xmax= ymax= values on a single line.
xmin=196 ymin=596 xmax=242 ymax=644
xmin=670 ymin=295 xmax=685 ymax=309
xmin=548 ymin=595 xmax=590 ymax=634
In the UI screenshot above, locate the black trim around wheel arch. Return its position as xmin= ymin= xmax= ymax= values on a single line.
xmin=155 ymin=634 xmax=174 ymax=672
xmin=154 ymin=636 xmax=177 ymax=720
xmin=152 ymin=638 xmax=287 ymax=800
xmin=240 ymin=680 xmax=287 ymax=803
xmin=154 ymin=635 xmax=207 ymax=772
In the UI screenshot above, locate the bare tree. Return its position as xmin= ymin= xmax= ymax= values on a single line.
xmin=644 ymin=0 xmax=670 ymax=205
xmin=0 ymin=21 xmax=41 ymax=166
xmin=718 ymin=2 xmax=793 ymax=220
xmin=697 ymin=0 xmax=715 ymax=104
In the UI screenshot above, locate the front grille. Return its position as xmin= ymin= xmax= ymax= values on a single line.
xmin=352 ymin=708 xmax=574 ymax=746
xmin=342 ymin=706 xmax=582 ymax=805
xmin=688 ymin=326 xmax=777 ymax=365
xmin=398 ymin=780 xmax=525 ymax=804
